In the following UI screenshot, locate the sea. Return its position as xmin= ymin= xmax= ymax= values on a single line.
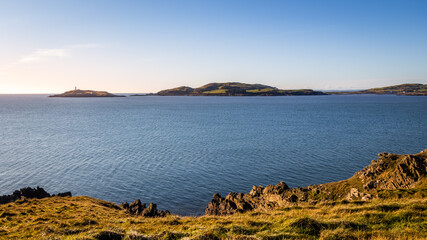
xmin=0 ymin=94 xmax=426 ymax=215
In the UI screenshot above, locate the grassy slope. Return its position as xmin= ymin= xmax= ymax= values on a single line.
xmin=1 ymin=195 xmax=426 ymax=239
xmin=363 ymin=84 xmax=427 ymax=93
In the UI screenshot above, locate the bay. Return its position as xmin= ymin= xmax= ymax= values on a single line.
xmin=0 ymin=94 xmax=425 ymax=215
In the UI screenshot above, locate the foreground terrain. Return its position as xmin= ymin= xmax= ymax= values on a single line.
xmin=0 ymin=149 xmax=426 ymax=239
xmin=1 ymin=195 xmax=425 ymax=239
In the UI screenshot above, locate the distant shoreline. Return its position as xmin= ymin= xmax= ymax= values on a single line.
xmin=145 ymin=82 xmax=427 ymax=96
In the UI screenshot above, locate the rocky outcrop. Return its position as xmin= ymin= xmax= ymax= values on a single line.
xmin=346 ymin=188 xmax=373 ymax=201
xmin=356 ymin=152 xmax=426 ymax=190
xmin=206 ymin=149 xmax=427 ymax=215
xmin=120 ymin=199 xmax=170 ymax=217
xmin=205 ymin=193 xmax=253 ymax=215
xmin=206 ymin=182 xmax=305 ymax=215
xmin=0 ymin=187 xmax=71 ymax=204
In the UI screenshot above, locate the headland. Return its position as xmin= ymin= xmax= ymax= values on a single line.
xmin=329 ymin=83 xmax=427 ymax=96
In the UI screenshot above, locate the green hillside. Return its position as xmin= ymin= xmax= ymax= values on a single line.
xmin=157 ymin=82 xmax=326 ymax=96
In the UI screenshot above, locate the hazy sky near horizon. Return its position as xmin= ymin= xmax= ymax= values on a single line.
xmin=1 ymin=0 xmax=427 ymax=93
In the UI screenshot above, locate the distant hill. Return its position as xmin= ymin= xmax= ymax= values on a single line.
xmin=330 ymin=83 xmax=427 ymax=96
xmin=361 ymin=83 xmax=427 ymax=95
xmin=157 ymin=82 xmax=326 ymax=96
xmin=49 ymin=89 xmax=125 ymax=97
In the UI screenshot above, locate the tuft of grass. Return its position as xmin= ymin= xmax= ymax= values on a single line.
xmin=230 ymin=225 xmax=255 ymax=235
xmin=375 ymin=203 xmax=402 ymax=212
xmin=289 ymin=217 xmax=322 ymax=236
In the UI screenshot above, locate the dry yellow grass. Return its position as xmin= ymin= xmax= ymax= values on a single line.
xmin=0 ymin=194 xmax=426 ymax=239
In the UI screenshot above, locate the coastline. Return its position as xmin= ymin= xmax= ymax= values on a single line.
xmin=1 ymin=149 xmax=426 ymax=239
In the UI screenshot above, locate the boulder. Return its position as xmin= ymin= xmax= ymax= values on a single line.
xmin=120 ymin=199 xmax=169 ymax=217
xmin=0 ymin=187 xmax=71 ymax=204
xmin=361 ymin=194 xmax=372 ymax=201
xmin=53 ymin=192 xmax=72 ymax=197
xmin=249 ymin=185 xmax=264 ymax=197
xmin=205 ymin=192 xmax=254 ymax=215
xmin=287 ymin=194 xmax=299 ymax=203
xmin=364 ymin=181 xmax=377 ymax=191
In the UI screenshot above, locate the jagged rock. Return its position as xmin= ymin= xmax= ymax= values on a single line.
xmin=287 ymin=194 xmax=299 ymax=203
xmin=356 ymin=152 xmax=426 ymax=190
xmin=129 ymin=199 xmax=146 ymax=215
xmin=205 ymin=193 xmax=254 ymax=215
xmin=263 ymin=182 xmax=289 ymax=195
xmin=141 ymin=203 xmax=169 ymax=217
xmin=347 ymin=188 xmax=360 ymax=199
xmin=15 ymin=187 xmax=50 ymax=199
xmin=249 ymin=185 xmax=264 ymax=197
xmin=346 ymin=188 xmax=374 ymax=201
xmin=364 ymin=180 xmax=377 ymax=191
xmin=53 ymin=192 xmax=72 ymax=197
xmin=120 ymin=199 xmax=169 ymax=217
xmin=0 ymin=187 xmax=71 ymax=204
xmin=361 ymin=194 xmax=372 ymax=201
xmin=119 ymin=202 xmax=129 ymax=209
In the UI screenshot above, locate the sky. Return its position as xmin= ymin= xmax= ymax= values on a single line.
xmin=0 ymin=0 xmax=427 ymax=93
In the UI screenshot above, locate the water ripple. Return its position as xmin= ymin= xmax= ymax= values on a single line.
xmin=0 ymin=95 xmax=426 ymax=215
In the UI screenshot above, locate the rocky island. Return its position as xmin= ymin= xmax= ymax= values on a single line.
xmin=156 ymin=82 xmax=326 ymax=96
xmin=49 ymin=89 xmax=125 ymax=97
xmin=1 ymin=149 xmax=425 ymax=239
xmin=329 ymin=83 xmax=427 ymax=96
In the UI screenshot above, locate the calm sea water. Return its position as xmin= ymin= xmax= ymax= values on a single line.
xmin=0 ymin=94 xmax=426 ymax=215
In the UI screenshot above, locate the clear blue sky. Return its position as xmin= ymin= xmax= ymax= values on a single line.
xmin=0 ymin=0 xmax=426 ymax=93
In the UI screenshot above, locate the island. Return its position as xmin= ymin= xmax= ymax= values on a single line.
xmin=1 ymin=149 xmax=426 ymax=239
xmin=155 ymin=82 xmax=327 ymax=96
xmin=49 ymin=89 xmax=125 ymax=97
xmin=329 ymin=83 xmax=427 ymax=96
